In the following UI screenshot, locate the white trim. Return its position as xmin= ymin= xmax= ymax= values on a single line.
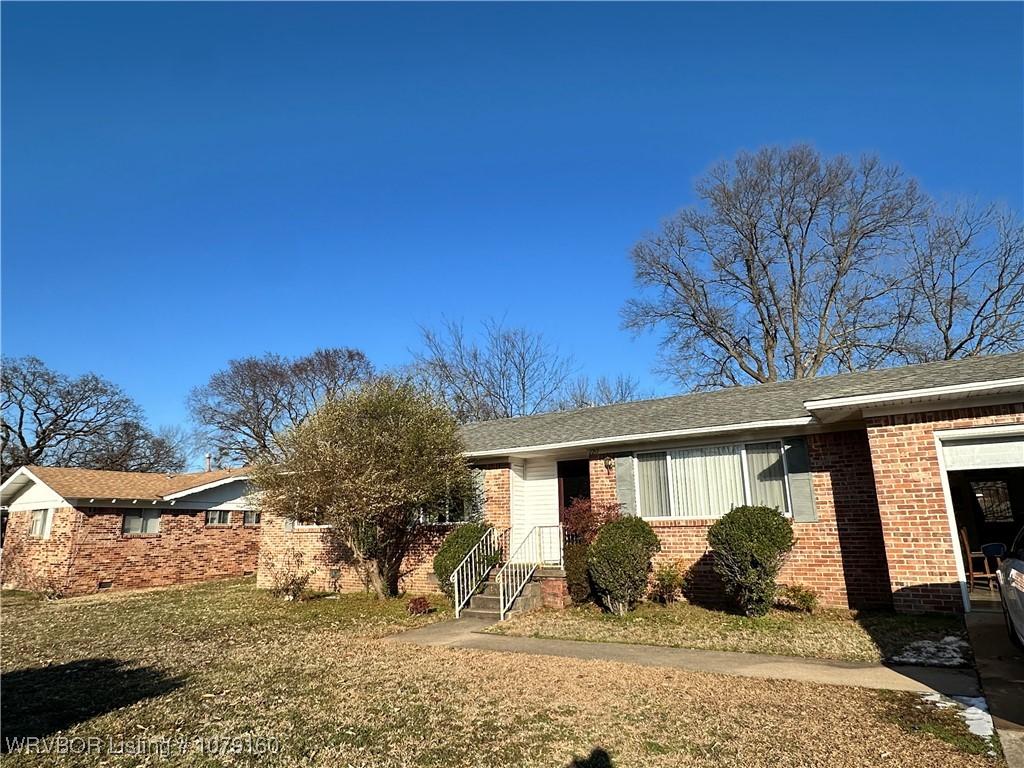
xmin=464 ymin=417 xmax=816 ymax=458
xmin=934 ymin=424 xmax=1024 ymax=442
xmin=0 ymin=467 xmax=71 ymax=508
xmin=161 ymin=474 xmax=249 ymax=501
xmin=933 ymin=432 xmax=972 ymax=613
xmin=803 ymin=377 xmax=1024 ymax=412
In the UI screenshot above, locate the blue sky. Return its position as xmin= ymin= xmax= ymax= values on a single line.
xmin=3 ymin=2 xmax=1022 ymax=431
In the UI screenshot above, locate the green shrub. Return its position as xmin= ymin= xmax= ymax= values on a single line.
xmin=650 ymin=560 xmax=686 ymax=604
xmin=777 ymin=584 xmax=819 ymax=613
xmin=587 ymin=517 xmax=661 ymax=615
xmin=707 ymin=506 xmax=795 ymax=617
xmin=433 ymin=523 xmax=495 ymax=601
xmin=564 ymin=541 xmax=593 ymax=604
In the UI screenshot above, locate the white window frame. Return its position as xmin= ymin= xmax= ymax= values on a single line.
xmin=122 ymin=509 xmax=161 ymax=536
xmin=243 ymin=510 xmax=261 ymax=526
xmin=205 ymin=509 xmax=232 ymax=526
xmin=29 ymin=508 xmax=53 ymax=539
xmin=634 ymin=440 xmax=793 ymax=520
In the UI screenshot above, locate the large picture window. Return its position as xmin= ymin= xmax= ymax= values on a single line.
xmin=636 ymin=441 xmax=791 ymax=519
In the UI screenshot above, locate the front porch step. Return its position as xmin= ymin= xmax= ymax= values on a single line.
xmin=462 ymin=576 xmax=543 ymax=620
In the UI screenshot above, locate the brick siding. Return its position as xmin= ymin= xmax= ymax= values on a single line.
xmin=866 ymin=403 xmax=1024 ymax=613
xmin=589 ymin=456 xmax=618 ymax=507
xmin=255 ymin=464 xmax=511 ymax=595
xmin=588 ymin=430 xmax=892 ymax=610
xmin=1 ymin=507 xmax=259 ymax=597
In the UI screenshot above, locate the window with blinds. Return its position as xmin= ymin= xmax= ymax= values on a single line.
xmin=635 ymin=441 xmax=790 ymax=519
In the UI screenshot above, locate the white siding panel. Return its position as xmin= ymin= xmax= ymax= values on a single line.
xmin=943 ymin=436 xmax=1024 ymax=471
xmin=6 ymin=481 xmax=68 ymax=512
xmin=510 ymin=457 xmax=559 ymax=559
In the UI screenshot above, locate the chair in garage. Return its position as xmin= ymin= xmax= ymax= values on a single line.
xmin=960 ymin=528 xmax=999 ymax=593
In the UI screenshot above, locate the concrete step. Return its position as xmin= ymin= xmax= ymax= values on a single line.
xmin=469 ymin=593 xmax=500 ymax=611
xmin=460 ymin=608 xmax=500 ymax=620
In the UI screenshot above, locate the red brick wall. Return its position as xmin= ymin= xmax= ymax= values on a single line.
xmin=256 ymin=514 xmax=452 ymax=594
xmin=1 ymin=507 xmax=80 ymax=594
xmin=866 ymin=403 xmax=1024 ymax=613
xmin=2 ymin=507 xmax=260 ymax=597
xmin=618 ymin=430 xmax=892 ymax=610
xmin=480 ymin=464 xmax=511 ymax=531
xmin=589 ymin=456 xmax=618 ymax=507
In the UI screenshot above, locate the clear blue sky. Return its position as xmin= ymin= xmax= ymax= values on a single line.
xmin=3 ymin=2 xmax=1022 ymax=431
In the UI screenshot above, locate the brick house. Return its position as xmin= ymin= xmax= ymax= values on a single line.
xmin=259 ymin=352 xmax=1023 ymax=615
xmin=0 ymin=466 xmax=259 ymax=596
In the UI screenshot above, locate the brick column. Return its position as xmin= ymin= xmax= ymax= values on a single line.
xmin=589 ymin=455 xmax=617 ymax=506
xmin=866 ymin=404 xmax=1024 ymax=613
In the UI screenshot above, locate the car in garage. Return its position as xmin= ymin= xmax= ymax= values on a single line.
xmin=998 ymin=526 xmax=1024 ymax=649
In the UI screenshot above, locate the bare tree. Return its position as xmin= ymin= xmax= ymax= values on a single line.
xmin=1 ymin=356 xmax=185 ymax=478
xmin=904 ymin=202 xmax=1024 ymax=361
xmin=624 ymin=145 xmax=925 ymax=388
xmin=413 ymin=319 xmax=575 ymax=421
xmin=560 ymin=374 xmax=645 ymax=409
xmin=188 ymin=347 xmax=373 ymax=464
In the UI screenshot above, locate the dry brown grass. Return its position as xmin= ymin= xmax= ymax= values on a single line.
xmin=0 ymin=579 xmax=999 ymax=767
xmin=487 ymin=602 xmax=969 ymax=664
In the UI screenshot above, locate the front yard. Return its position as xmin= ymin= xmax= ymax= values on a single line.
xmin=0 ymin=579 xmax=999 ymax=767
xmin=487 ymin=602 xmax=970 ymax=665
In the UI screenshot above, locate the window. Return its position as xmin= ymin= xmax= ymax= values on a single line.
xmin=636 ymin=441 xmax=791 ymax=519
xmin=29 ymin=509 xmax=53 ymax=539
xmin=243 ymin=510 xmax=261 ymax=526
xmin=122 ymin=510 xmax=161 ymax=535
xmin=206 ymin=510 xmax=231 ymax=526
xmin=636 ymin=453 xmax=671 ymax=517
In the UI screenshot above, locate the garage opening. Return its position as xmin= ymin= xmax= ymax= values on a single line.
xmin=942 ymin=433 xmax=1024 ymax=611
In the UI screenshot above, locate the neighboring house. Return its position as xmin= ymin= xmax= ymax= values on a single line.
xmin=0 ymin=466 xmax=259 ymax=596
xmin=260 ymin=352 xmax=1023 ymax=615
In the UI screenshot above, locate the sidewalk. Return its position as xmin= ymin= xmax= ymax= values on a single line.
xmin=966 ymin=610 xmax=1024 ymax=768
xmin=391 ymin=618 xmax=979 ymax=696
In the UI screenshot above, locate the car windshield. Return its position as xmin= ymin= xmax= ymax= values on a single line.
xmin=1013 ymin=527 xmax=1024 ymax=558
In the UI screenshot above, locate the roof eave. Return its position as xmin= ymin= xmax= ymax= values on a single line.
xmin=465 ymin=416 xmax=817 ymax=458
xmin=160 ymin=474 xmax=250 ymax=501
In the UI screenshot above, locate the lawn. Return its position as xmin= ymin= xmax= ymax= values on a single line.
xmin=0 ymin=579 xmax=1000 ymax=767
xmin=485 ymin=602 xmax=970 ymax=665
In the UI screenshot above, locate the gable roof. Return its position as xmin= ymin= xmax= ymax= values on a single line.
xmin=1 ymin=465 xmax=249 ymax=504
xmin=461 ymin=352 xmax=1024 ymax=455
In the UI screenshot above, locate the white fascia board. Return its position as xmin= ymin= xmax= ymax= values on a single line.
xmin=802 ymin=377 xmax=1024 ymax=413
xmin=0 ymin=467 xmax=70 ymax=507
xmin=464 ymin=416 xmax=816 ymax=459
xmin=160 ymin=475 xmax=250 ymax=501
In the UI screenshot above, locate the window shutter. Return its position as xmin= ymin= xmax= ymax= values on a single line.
xmin=614 ymin=455 xmax=636 ymax=516
xmin=784 ymin=437 xmax=817 ymax=523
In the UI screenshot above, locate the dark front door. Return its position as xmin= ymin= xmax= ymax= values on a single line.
xmin=557 ymin=459 xmax=591 ymax=513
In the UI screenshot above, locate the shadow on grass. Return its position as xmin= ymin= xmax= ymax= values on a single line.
xmin=568 ymin=747 xmax=614 ymax=767
xmin=0 ymin=658 xmax=185 ymax=747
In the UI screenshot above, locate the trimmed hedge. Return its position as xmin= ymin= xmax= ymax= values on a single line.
xmin=433 ymin=523 xmax=494 ymax=601
xmin=707 ymin=505 xmax=795 ymax=616
xmin=587 ymin=517 xmax=661 ymax=615
xmin=563 ymin=541 xmax=593 ymax=604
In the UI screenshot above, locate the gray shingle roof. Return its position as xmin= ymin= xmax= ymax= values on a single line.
xmin=461 ymin=352 xmax=1024 ymax=453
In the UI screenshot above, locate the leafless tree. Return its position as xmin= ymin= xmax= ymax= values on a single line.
xmin=560 ymin=374 xmax=645 ymax=409
xmin=624 ymin=145 xmax=925 ymax=388
xmin=904 ymin=202 xmax=1024 ymax=361
xmin=188 ymin=347 xmax=373 ymax=464
xmin=413 ymin=319 xmax=576 ymax=421
xmin=1 ymin=356 xmax=185 ymax=478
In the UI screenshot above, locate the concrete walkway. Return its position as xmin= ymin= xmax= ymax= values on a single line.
xmin=966 ymin=609 xmax=1024 ymax=768
xmin=391 ymin=618 xmax=979 ymax=696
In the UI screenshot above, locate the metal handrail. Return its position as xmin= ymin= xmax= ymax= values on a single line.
xmin=451 ymin=527 xmax=509 ymax=618
xmin=497 ymin=524 xmax=563 ymax=620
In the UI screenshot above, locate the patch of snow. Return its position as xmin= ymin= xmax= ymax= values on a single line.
xmin=921 ymin=692 xmax=996 ymax=741
xmin=887 ymin=635 xmax=970 ymax=667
